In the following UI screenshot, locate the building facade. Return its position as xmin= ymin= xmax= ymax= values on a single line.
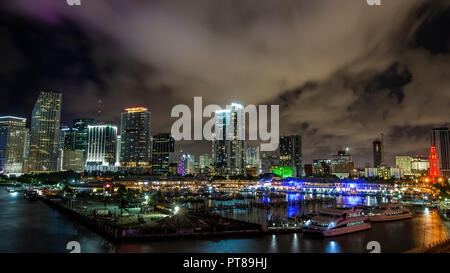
xmin=280 ymin=135 xmax=303 ymax=178
xmin=373 ymin=139 xmax=383 ymax=168
xmin=120 ymin=107 xmax=151 ymax=169
xmin=28 ymin=92 xmax=62 ymax=173
xmin=212 ymin=103 xmax=245 ymax=175
xmin=395 ymin=156 xmax=413 ymax=176
xmin=178 ymin=153 xmax=195 ymax=176
xmin=151 ymin=133 xmax=175 ymax=175
xmin=0 ymin=116 xmax=28 ymax=174
xmin=431 ymin=127 xmax=450 ymax=176
xmin=85 ymin=124 xmax=118 ymax=172
xmin=73 ymin=118 xmax=95 ymax=162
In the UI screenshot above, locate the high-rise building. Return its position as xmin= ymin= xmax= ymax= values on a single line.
xmin=199 ymin=154 xmax=212 ymax=169
xmin=429 ymin=145 xmax=440 ymax=180
xmin=431 ymin=127 xmax=450 ymax=176
xmin=120 ymin=107 xmax=151 ymax=168
xmin=245 ymin=146 xmax=260 ymax=169
xmin=57 ymin=127 xmax=84 ymax=172
xmin=59 ymin=127 xmax=78 ymax=150
xmin=85 ymin=124 xmax=118 ymax=172
xmin=151 ymin=133 xmax=175 ymax=175
xmin=0 ymin=116 xmax=28 ymax=174
xmin=28 ymin=92 xmax=62 ymax=173
xmin=373 ymin=140 xmax=383 ymax=168
xmin=178 ymin=153 xmax=195 ymax=176
xmin=395 ymin=156 xmax=413 ymax=176
xmin=280 ymin=135 xmax=303 ymax=178
xmin=411 ymin=155 xmax=429 ymax=176
xmin=73 ymin=118 xmax=95 ymax=161
xmin=212 ymin=103 xmax=245 ymax=175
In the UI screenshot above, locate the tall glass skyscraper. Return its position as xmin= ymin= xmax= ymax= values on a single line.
xmin=73 ymin=118 xmax=95 ymax=162
xmin=280 ymin=135 xmax=303 ymax=178
xmin=431 ymin=127 xmax=450 ymax=176
xmin=212 ymin=103 xmax=245 ymax=175
xmin=151 ymin=133 xmax=174 ymax=175
xmin=28 ymin=92 xmax=62 ymax=173
xmin=120 ymin=107 xmax=151 ymax=168
xmin=85 ymin=124 xmax=118 ymax=172
xmin=373 ymin=140 xmax=383 ymax=168
xmin=0 ymin=116 xmax=28 ymax=174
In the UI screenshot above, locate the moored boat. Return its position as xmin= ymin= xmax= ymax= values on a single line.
xmin=367 ymin=203 xmax=412 ymax=222
xmin=302 ymin=207 xmax=371 ymax=237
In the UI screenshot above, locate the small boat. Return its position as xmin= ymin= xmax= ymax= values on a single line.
xmin=302 ymin=207 xmax=371 ymax=237
xmin=24 ymin=190 xmax=38 ymax=200
xmin=367 ymin=203 xmax=412 ymax=222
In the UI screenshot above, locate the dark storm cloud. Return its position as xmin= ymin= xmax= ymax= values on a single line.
xmin=1 ymin=0 xmax=449 ymax=165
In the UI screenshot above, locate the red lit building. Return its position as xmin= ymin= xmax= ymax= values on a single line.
xmin=429 ymin=145 xmax=439 ymax=181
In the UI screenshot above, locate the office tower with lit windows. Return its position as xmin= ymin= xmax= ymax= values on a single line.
xmin=245 ymin=146 xmax=260 ymax=169
xmin=280 ymin=135 xmax=303 ymax=178
xmin=73 ymin=118 xmax=95 ymax=161
xmin=395 ymin=156 xmax=413 ymax=176
xmin=28 ymin=92 xmax=62 ymax=173
xmin=85 ymin=124 xmax=118 ymax=172
xmin=212 ymin=103 xmax=245 ymax=175
xmin=120 ymin=107 xmax=151 ymax=169
xmin=431 ymin=127 xmax=450 ymax=176
xmin=0 ymin=116 xmax=28 ymax=174
xmin=151 ymin=133 xmax=175 ymax=175
xmin=178 ymin=152 xmax=195 ymax=176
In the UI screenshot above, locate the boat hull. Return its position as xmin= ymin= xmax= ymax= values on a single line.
xmin=302 ymin=223 xmax=371 ymax=237
xmin=369 ymin=212 xmax=412 ymax=222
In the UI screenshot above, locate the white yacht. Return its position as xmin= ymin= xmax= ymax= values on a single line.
xmin=367 ymin=203 xmax=412 ymax=222
xmin=302 ymin=207 xmax=371 ymax=237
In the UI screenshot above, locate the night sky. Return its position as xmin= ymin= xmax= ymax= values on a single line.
xmin=0 ymin=0 xmax=449 ymax=168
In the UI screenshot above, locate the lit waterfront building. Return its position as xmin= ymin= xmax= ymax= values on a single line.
xmin=365 ymin=168 xmax=378 ymax=178
xmin=120 ymin=107 xmax=151 ymax=169
xmin=0 ymin=116 xmax=28 ymax=174
xmin=280 ymin=135 xmax=303 ymax=178
xmin=411 ymin=155 xmax=429 ymax=176
xmin=212 ymin=103 xmax=245 ymax=175
xmin=390 ymin=168 xmax=404 ymax=179
xmin=312 ymin=159 xmax=332 ymax=175
xmin=431 ymin=127 xmax=450 ymax=176
xmin=178 ymin=153 xmax=194 ymax=176
xmin=73 ymin=118 xmax=95 ymax=162
xmin=85 ymin=124 xmax=118 ymax=172
xmin=395 ymin=156 xmax=413 ymax=176
xmin=330 ymin=149 xmax=354 ymax=178
xmin=245 ymin=146 xmax=260 ymax=169
xmin=151 ymin=133 xmax=175 ymax=175
xmin=28 ymin=92 xmax=62 ymax=173
xmin=259 ymin=151 xmax=279 ymax=175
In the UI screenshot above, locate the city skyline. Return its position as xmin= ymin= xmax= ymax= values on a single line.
xmin=0 ymin=0 xmax=449 ymax=167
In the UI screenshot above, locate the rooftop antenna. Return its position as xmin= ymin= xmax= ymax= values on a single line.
xmin=97 ymin=99 xmax=103 ymax=124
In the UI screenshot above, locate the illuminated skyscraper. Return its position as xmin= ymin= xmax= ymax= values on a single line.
xmin=151 ymin=133 xmax=175 ymax=175
xmin=120 ymin=107 xmax=151 ymax=169
xmin=431 ymin=127 xmax=449 ymax=176
xmin=28 ymin=92 xmax=62 ymax=173
xmin=280 ymin=135 xmax=303 ymax=178
xmin=0 ymin=116 xmax=28 ymax=174
xmin=85 ymin=124 xmax=118 ymax=172
xmin=178 ymin=152 xmax=194 ymax=176
xmin=429 ymin=145 xmax=440 ymax=180
xmin=212 ymin=103 xmax=245 ymax=175
xmin=73 ymin=118 xmax=95 ymax=162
